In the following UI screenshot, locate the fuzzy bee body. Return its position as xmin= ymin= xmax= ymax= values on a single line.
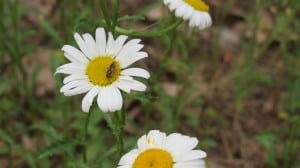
xmin=106 ymin=62 xmax=116 ymax=79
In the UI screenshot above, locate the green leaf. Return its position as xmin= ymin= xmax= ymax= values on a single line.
xmin=39 ymin=20 xmax=63 ymax=46
xmin=125 ymin=93 xmax=156 ymax=105
xmin=31 ymin=123 xmax=62 ymax=141
xmin=199 ymin=138 xmax=218 ymax=149
xmin=0 ymin=130 xmax=15 ymax=145
xmin=103 ymin=113 xmax=116 ymax=131
xmin=255 ymin=132 xmax=278 ymax=151
xmin=118 ymin=15 xmax=145 ymax=22
xmin=255 ymin=132 xmax=279 ymax=167
xmin=67 ymin=160 xmax=90 ymax=168
xmin=135 ymin=1 xmax=160 ymax=17
xmin=38 ymin=138 xmax=80 ymax=159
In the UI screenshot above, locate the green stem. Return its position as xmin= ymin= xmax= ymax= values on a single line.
xmin=162 ymin=15 xmax=177 ymax=64
xmin=157 ymin=16 xmax=178 ymax=81
xmin=6 ymin=0 xmax=27 ymax=81
xmin=115 ymin=19 xmax=183 ymax=38
xmin=284 ymin=78 xmax=300 ymax=168
xmin=115 ymin=110 xmax=125 ymax=159
xmin=111 ymin=0 xmax=120 ymax=37
xmin=99 ymin=0 xmax=112 ymax=31
xmin=8 ymin=145 xmax=13 ymax=168
xmin=103 ymin=110 xmax=125 ymax=161
xmin=82 ymin=110 xmax=93 ymax=163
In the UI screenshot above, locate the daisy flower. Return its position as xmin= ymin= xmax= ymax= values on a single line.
xmin=56 ymin=28 xmax=150 ymax=113
xmin=118 ymin=130 xmax=207 ymax=168
xmin=164 ymin=0 xmax=212 ymax=29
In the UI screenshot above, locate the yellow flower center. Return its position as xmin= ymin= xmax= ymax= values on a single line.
xmin=184 ymin=0 xmax=209 ymax=11
xmin=86 ymin=56 xmax=121 ymax=86
xmin=133 ymin=149 xmax=173 ymax=168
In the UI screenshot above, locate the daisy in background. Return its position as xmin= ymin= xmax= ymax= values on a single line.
xmin=164 ymin=0 xmax=212 ymax=30
xmin=118 ymin=130 xmax=207 ymax=168
xmin=56 ymin=28 xmax=150 ymax=113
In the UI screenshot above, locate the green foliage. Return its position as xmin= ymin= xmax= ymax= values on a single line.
xmin=0 ymin=130 xmax=15 ymax=145
xmin=38 ymin=138 xmax=80 ymax=159
xmin=255 ymin=132 xmax=280 ymax=168
xmin=0 ymin=0 xmax=299 ymax=167
xmin=40 ymin=20 xmax=63 ymax=46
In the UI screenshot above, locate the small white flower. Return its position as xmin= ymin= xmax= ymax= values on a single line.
xmin=56 ymin=28 xmax=150 ymax=113
xmin=164 ymin=0 xmax=212 ymax=29
xmin=118 ymin=130 xmax=207 ymax=168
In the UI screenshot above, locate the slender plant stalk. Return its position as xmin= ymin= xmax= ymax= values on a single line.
xmin=155 ymin=15 xmax=179 ymax=83
xmin=8 ymin=145 xmax=13 ymax=168
xmin=115 ymin=19 xmax=183 ymax=38
xmin=111 ymin=0 xmax=120 ymax=37
xmin=284 ymin=78 xmax=300 ymax=168
xmin=162 ymin=13 xmax=177 ymax=64
xmin=99 ymin=0 xmax=112 ymax=31
xmin=82 ymin=110 xmax=93 ymax=163
xmin=115 ymin=110 xmax=125 ymax=159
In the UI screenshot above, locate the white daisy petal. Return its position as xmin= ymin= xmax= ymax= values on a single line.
xmin=63 ymin=53 xmax=81 ymax=64
xmin=62 ymin=45 xmax=88 ymax=64
xmin=82 ymin=33 xmax=98 ymax=59
xmin=116 ymin=78 xmax=146 ymax=92
xmin=128 ymin=80 xmax=147 ymax=92
xmin=56 ymin=63 xmax=85 ymax=72
xmin=175 ymin=150 xmax=207 ymax=162
xmin=114 ymin=88 xmax=123 ymax=111
xmin=117 ymin=166 xmax=131 ymax=168
xmin=119 ymin=51 xmax=148 ymax=68
xmin=119 ymin=76 xmax=134 ymax=81
xmin=63 ymin=74 xmax=88 ymax=84
xmin=116 ymin=39 xmax=142 ymax=59
xmin=118 ymin=130 xmax=207 ymax=168
xmin=108 ymin=85 xmax=123 ymax=112
xmin=182 ymin=6 xmax=194 ymax=20
xmin=105 ymin=33 xmax=115 ymax=55
xmin=112 ymin=35 xmax=128 ymax=56
xmin=97 ymin=87 xmax=109 ymax=112
xmin=145 ymin=130 xmax=167 ymax=148
xmin=55 ymin=67 xmax=84 ymax=75
xmin=189 ymin=13 xmax=199 ymax=28
xmin=106 ymin=86 xmax=116 ymax=112
xmin=163 ymin=0 xmax=172 ymax=5
xmin=121 ymin=68 xmax=150 ymax=79
xmin=169 ymin=0 xmax=182 ymax=10
xmin=175 ymin=4 xmax=187 ymax=17
xmin=137 ymin=135 xmax=147 ymax=150
xmin=165 ymin=133 xmax=199 ymax=160
xmin=118 ymin=149 xmax=139 ymax=165
xmin=203 ymin=12 xmax=212 ymax=27
xmin=81 ymin=86 xmax=100 ymax=112
xmin=63 ymin=83 xmax=93 ymax=96
xmin=60 ymin=79 xmax=90 ymax=93
xmin=113 ymin=81 xmax=131 ymax=93
xmin=174 ymin=159 xmax=206 ymax=168
xmin=95 ymin=27 xmax=107 ymax=54
xmin=74 ymin=33 xmax=94 ymax=59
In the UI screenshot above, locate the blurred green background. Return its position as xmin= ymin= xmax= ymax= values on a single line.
xmin=0 ymin=0 xmax=299 ymax=167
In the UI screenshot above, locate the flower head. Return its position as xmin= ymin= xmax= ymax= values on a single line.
xmin=164 ymin=0 xmax=212 ymax=29
xmin=118 ymin=130 xmax=207 ymax=168
xmin=56 ymin=28 xmax=150 ymax=112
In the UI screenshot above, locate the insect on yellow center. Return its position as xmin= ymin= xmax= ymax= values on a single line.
xmin=132 ymin=149 xmax=173 ymax=168
xmin=184 ymin=0 xmax=209 ymax=11
xmin=86 ymin=56 xmax=121 ymax=86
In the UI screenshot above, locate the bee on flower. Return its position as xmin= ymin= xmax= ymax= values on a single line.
xmin=56 ymin=28 xmax=150 ymax=113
